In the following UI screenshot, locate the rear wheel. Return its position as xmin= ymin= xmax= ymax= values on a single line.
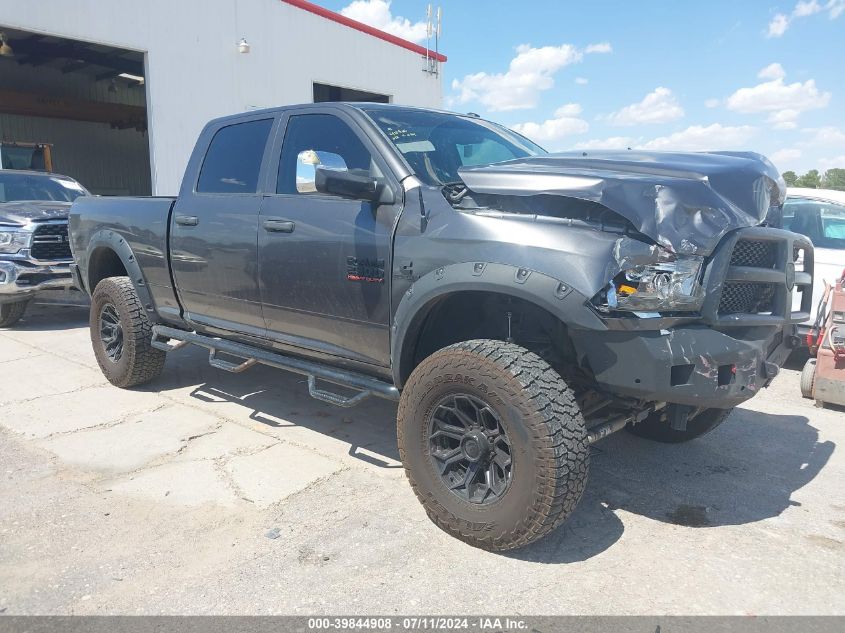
xmin=90 ymin=276 xmax=165 ymax=387
xmin=397 ymin=339 xmax=589 ymax=551
xmin=0 ymin=300 xmax=29 ymax=328
xmin=626 ymin=407 xmax=732 ymax=443
xmin=800 ymin=358 xmax=817 ymax=399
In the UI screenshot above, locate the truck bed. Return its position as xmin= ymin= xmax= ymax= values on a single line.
xmin=69 ymin=196 xmax=179 ymax=320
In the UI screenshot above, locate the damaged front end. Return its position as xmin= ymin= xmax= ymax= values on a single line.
xmin=447 ymin=151 xmax=813 ymax=413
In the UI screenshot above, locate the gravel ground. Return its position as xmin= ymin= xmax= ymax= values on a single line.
xmin=0 ymin=303 xmax=843 ymax=615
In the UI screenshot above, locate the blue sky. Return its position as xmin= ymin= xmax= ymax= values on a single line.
xmin=321 ymin=0 xmax=844 ymax=174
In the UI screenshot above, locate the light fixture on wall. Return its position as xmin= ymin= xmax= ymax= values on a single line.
xmin=0 ymin=33 xmax=13 ymax=57
xmin=237 ymin=38 xmax=250 ymax=54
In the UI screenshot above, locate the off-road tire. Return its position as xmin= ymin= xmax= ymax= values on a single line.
xmin=90 ymin=276 xmax=165 ymax=388
xmin=0 ymin=300 xmax=29 ymax=328
xmin=626 ymin=407 xmax=732 ymax=443
xmin=800 ymin=358 xmax=816 ymax=399
xmin=397 ymin=339 xmax=589 ymax=551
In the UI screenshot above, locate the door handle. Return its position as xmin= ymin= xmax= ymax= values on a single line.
xmin=175 ymin=215 xmax=199 ymax=226
xmin=263 ymin=219 xmax=295 ymax=233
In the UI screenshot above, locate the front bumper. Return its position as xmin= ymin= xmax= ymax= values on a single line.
xmin=0 ymin=259 xmax=75 ymax=304
xmin=574 ymin=325 xmax=796 ymax=409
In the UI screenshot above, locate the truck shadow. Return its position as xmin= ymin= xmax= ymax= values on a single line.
xmin=511 ymin=407 xmax=835 ymax=563
xmin=5 ymin=302 xmax=89 ymax=332
xmin=147 ymin=347 xmax=834 ymax=564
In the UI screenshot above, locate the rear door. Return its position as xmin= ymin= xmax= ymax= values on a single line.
xmin=257 ymin=109 xmax=401 ymax=366
xmin=170 ymin=115 xmax=276 ymax=335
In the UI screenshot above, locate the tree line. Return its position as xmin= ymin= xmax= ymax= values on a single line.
xmin=782 ymin=168 xmax=845 ymax=191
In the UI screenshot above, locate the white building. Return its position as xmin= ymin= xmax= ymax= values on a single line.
xmin=0 ymin=0 xmax=445 ymax=195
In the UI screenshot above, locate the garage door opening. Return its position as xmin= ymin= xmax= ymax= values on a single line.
xmin=313 ymin=82 xmax=390 ymax=104
xmin=0 ymin=27 xmax=151 ymax=195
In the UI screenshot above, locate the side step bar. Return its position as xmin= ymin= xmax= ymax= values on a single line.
xmin=151 ymin=325 xmax=399 ymax=407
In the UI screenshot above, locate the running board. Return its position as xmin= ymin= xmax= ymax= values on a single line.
xmin=151 ymin=325 xmax=399 ymax=407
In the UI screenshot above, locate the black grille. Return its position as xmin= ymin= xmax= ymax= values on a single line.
xmin=30 ymin=222 xmax=71 ymax=261
xmin=729 ymin=240 xmax=778 ymax=269
xmin=719 ymin=282 xmax=776 ymax=315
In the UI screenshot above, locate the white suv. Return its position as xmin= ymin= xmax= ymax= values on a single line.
xmin=786 ymin=187 xmax=845 ymax=336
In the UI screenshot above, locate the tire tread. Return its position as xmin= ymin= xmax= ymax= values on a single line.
xmin=397 ymin=339 xmax=588 ymax=551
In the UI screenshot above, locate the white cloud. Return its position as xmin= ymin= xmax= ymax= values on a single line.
xmin=758 ymin=62 xmax=786 ymax=80
xmin=575 ymin=77 xmax=589 ymax=85
xmin=819 ymin=154 xmax=845 ymax=170
xmin=639 ymin=124 xmax=757 ymax=151
xmin=512 ymin=104 xmax=589 ymax=143
xmin=768 ymin=109 xmax=800 ymax=129
xmin=766 ymin=0 xmax=844 ymax=37
xmin=573 ymin=136 xmax=638 ymax=150
xmin=770 ymin=148 xmax=803 ymax=169
xmin=799 ymin=126 xmax=845 ymax=145
xmin=604 ymin=87 xmax=684 ymax=126
xmin=450 ymin=43 xmax=585 ymax=111
xmin=767 ymin=13 xmax=790 ymax=36
xmin=585 ymin=42 xmax=613 ymax=54
xmin=725 ymin=65 xmax=830 ymax=127
xmin=704 ymin=98 xmax=721 ymax=108
xmin=340 ymin=0 xmax=427 ymax=43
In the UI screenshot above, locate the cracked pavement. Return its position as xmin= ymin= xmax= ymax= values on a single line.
xmin=1 ymin=303 xmax=844 ymax=615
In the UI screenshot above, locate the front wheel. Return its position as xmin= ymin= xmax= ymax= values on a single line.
xmin=90 ymin=277 xmax=165 ymax=388
xmin=0 ymin=300 xmax=29 ymax=328
xmin=626 ymin=407 xmax=732 ymax=443
xmin=397 ymin=340 xmax=589 ymax=551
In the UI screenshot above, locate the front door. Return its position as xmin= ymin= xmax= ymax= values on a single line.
xmin=170 ymin=116 xmax=275 ymax=335
xmin=258 ymin=110 xmax=400 ymax=366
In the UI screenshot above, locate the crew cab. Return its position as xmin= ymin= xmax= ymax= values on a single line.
xmin=69 ymin=103 xmax=812 ymax=551
xmin=0 ymin=170 xmax=88 ymax=327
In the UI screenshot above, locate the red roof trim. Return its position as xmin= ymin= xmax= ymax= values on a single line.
xmin=280 ymin=0 xmax=447 ymax=62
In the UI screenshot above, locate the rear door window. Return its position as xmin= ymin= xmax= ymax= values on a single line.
xmin=197 ymin=119 xmax=273 ymax=194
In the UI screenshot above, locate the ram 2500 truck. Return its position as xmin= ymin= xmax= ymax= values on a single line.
xmin=69 ymin=103 xmax=813 ymax=551
xmin=1 ymin=170 xmax=89 ymax=327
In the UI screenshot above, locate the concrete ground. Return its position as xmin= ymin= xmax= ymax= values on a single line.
xmin=0 ymin=303 xmax=843 ymax=615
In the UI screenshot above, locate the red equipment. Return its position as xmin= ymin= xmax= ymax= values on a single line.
xmin=801 ymin=269 xmax=845 ymax=407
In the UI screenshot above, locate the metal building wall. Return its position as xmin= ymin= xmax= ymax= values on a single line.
xmin=1 ymin=0 xmax=445 ymax=195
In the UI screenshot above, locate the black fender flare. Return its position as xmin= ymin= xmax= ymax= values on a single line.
xmin=390 ymin=261 xmax=606 ymax=388
xmin=82 ymin=229 xmax=159 ymax=322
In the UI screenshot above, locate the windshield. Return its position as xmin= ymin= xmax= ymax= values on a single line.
xmin=362 ymin=108 xmax=546 ymax=187
xmin=784 ymin=197 xmax=845 ymax=250
xmin=0 ymin=173 xmax=89 ymax=203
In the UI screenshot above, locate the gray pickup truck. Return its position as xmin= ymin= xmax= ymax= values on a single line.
xmin=69 ymin=103 xmax=813 ymax=551
xmin=1 ymin=170 xmax=89 ymax=327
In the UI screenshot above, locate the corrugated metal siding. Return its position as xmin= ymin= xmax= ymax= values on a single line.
xmin=0 ymin=62 xmax=151 ymax=195
xmin=0 ymin=113 xmax=152 ymax=195
xmin=0 ymin=60 xmax=146 ymax=107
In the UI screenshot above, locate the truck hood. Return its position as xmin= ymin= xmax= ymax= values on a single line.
xmin=457 ymin=150 xmax=785 ymax=256
xmin=0 ymin=200 xmax=72 ymax=226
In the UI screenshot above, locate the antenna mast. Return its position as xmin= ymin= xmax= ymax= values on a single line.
xmin=423 ymin=4 xmax=441 ymax=76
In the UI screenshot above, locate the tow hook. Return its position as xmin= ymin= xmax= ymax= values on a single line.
xmin=667 ymin=404 xmax=694 ymax=431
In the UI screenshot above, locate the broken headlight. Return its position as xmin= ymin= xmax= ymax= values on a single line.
xmin=593 ymin=251 xmax=705 ymax=313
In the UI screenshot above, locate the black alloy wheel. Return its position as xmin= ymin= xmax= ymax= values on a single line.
xmin=99 ymin=302 xmax=124 ymax=362
xmin=427 ymin=393 xmax=513 ymax=505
